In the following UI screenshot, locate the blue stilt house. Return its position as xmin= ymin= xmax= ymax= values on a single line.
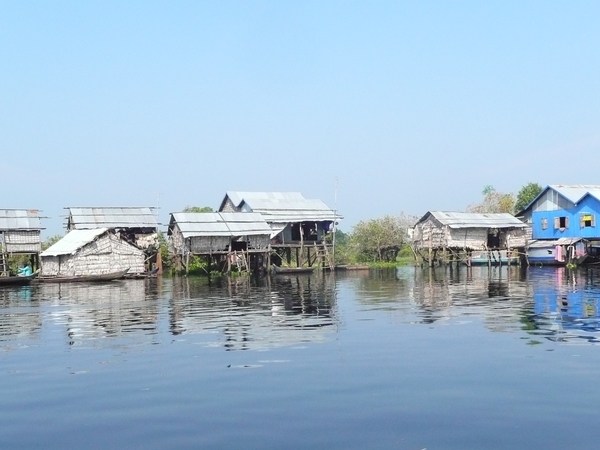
xmin=518 ymin=185 xmax=600 ymax=265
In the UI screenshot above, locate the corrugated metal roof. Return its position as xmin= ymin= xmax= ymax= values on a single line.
xmin=0 ymin=209 xmax=43 ymax=231
xmin=170 ymin=212 xmax=272 ymax=238
xmin=550 ymin=185 xmax=600 ymax=204
xmin=41 ymin=228 xmax=108 ymax=257
xmin=418 ymin=211 xmax=527 ymax=229
xmin=225 ymin=191 xmax=306 ymax=208
xmin=67 ymin=207 xmax=160 ymax=229
xmin=223 ymin=191 xmax=340 ymax=222
xmin=527 ymin=238 xmax=584 ymax=248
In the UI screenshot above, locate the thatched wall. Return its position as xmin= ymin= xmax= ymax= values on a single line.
xmin=169 ymin=226 xmax=185 ymax=254
xmin=190 ymin=236 xmax=230 ymax=254
xmin=220 ymin=198 xmax=237 ymax=212
xmin=413 ymin=217 xmax=528 ymax=250
xmin=498 ymin=227 xmax=529 ymax=249
xmin=133 ymin=232 xmax=158 ymax=249
xmin=2 ymin=231 xmax=41 ymax=253
xmin=169 ymin=225 xmax=270 ymax=255
xmin=41 ymin=233 xmax=145 ymax=277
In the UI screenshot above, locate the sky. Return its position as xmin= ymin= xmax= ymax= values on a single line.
xmin=1 ymin=1 xmax=599 ymax=237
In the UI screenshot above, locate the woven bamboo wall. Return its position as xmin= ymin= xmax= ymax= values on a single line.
xmin=41 ymin=233 xmax=145 ymax=276
xmin=190 ymin=236 xmax=230 ymax=253
xmin=413 ymin=217 xmax=527 ymax=250
xmin=2 ymin=231 xmax=41 ymax=253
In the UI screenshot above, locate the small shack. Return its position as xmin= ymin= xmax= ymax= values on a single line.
xmin=218 ymin=191 xmax=340 ymax=268
xmin=168 ymin=212 xmax=273 ymax=274
xmin=0 ymin=209 xmax=44 ymax=275
xmin=412 ymin=211 xmax=528 ymax=266
xmin=40 ymin=228 xmax=145 ymax=277
xmin=65 ymin=207 xmax=161 ymax=271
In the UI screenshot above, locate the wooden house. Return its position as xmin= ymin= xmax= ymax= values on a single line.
xmin=168 ymin=212 xmax=273 ymax=273
xmin=40 ymin=228 xmax=145 ymax=277
xmin=412 ymin=211 xmax=528 ymax=266
xmin=0 ymin=209 xmax=44 ymax=275
xmin=65 ymin=207 xmax=160 ymax=248
xmin=65 ymin=207 xmax=160 ymax=271
xmin=517 ymin=185 xmax=600 ymax=265
xmin=218 ymin=192 xmax=340 ymax=268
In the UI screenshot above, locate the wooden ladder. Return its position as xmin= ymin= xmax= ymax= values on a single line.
xmin=0 ymin=234 xmax=8 ymax=276
xmin=320 ymin=243 xmax=335 ymax=271
xmin=234 ymin=251 xmax=250 ymax=273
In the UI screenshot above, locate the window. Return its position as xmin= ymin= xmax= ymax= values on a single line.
xmin=541 ymin=218 xmax=548 ymax=230
xmin=580 ymin=213 xmax=596 ymax=228
xmin=554 ymin=216 xmax=569 ymax=230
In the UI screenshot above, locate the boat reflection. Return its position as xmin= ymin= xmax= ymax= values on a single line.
xmin=169 ymin=274 xmax=338 ymax=350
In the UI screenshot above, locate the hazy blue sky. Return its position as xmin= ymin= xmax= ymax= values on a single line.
xmin=2 ymin=1 xmax=599 ymax=236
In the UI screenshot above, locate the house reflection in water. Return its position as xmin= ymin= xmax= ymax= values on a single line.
xmin=169 ymin=274 xmax=338 ymax=351
xmin=40 ymin=280 xmax=159 ymax=346
xmin=531 ymin=267 xmax=600 ymax=342
xmin=407 ymin=266 xmax=533 ymax=331
xmin=0 ymin=286 xmax=41 ymax=342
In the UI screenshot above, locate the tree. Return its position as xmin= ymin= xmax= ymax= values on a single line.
xmin=467 ymin=185 xmax=515 ymax=214
xmin=183 ymin=206 xmax=213 ymax=213
xmin=42 ymin=234 xmax=63 ymax=250
xmin=349 ymin=214 xmax=416 ymax=262
xmin=514 ymin=182 xmax=543 ymax=214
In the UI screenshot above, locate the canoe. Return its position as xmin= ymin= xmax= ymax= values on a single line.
xmin=335 ymin=264 xmax=370 ymax=271
xmin=37 ymin=269 xmax=129 ymax=283
xmin=0 ymin=272 xmax=39 ymax=286
xmin=124 ymin=268 xmax=159 ymax=279
xmin=272 ymin=266 xmax=314 ymax=275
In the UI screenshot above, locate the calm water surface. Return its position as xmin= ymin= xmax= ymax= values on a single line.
xmin=2 ymin=267 xmax=600 ymax=449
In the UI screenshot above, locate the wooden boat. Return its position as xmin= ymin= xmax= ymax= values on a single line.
xmin=124 ymin=268 xmax=159 ymax=279
xmin=0 ymin=272 xmax=39 ymax=286
xmin=272 ymin=266 xmax=314 ymax=275
xmin=37 ymin=269 xmax=129 ymax=283
xmin=335 ymin=264 xmax=370 ymax=271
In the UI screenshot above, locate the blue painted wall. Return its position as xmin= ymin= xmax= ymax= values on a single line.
xmin=532 ymin=195 xmax=600 ymax=240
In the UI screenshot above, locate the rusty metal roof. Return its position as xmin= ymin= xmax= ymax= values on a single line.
xmin=67 ymin=207 xmax=160 ymax=229
xmin=0 ymin=209 xmax=43 ymax=231
xmin=169 ymin=212 xmax=273 ymax=238
xmin=417 ymin=211 xmax=527 ymax=229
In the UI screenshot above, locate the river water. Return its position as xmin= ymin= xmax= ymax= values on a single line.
xmin=1 ymin=267 xmax=600 ymax=449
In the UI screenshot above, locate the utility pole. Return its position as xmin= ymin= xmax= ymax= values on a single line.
xmin=332 ymin=177 xmax=338 ymax=268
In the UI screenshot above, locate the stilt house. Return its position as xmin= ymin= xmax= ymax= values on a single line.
xmin=65 ymin=207 xmax=160 ymax=249
xmin=218 ymin=192 xmax=340 ymax=268
xmin=65 ymin=207 xmax=160 ymax=270
xmin=168 ymin=212 xmax=273 ymax=273
xmin=0 ymin=209 xmax=44 ymax=275
xmin=517 ymin=185 xmax=600 ymax=265
xmin=40 ymin=228 xmax=145 ymax=277
xmin=412 ymin=211 xmax=528 ymax=266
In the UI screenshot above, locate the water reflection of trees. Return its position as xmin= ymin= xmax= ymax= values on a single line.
xmin=39 ymin=280 xmax=159 ymax=346
xmin=342 ymin=268 xmax=411 ymax=307
xmin=169 ymin=274 xmax=338 ymax=350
